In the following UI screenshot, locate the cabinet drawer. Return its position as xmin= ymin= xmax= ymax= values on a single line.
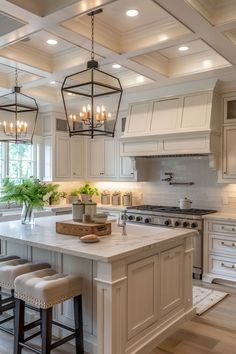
xmin=209 ymin=255 xmax=236 ymax=278
xmin=209 ymin=234 xmax=236 ymax=256
xmin=210 ymin=222 xmax=236 ymax=234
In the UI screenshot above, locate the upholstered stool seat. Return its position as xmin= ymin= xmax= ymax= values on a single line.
xmin=0 ymin=255 xmax=20 ymax=262
xmin=15 ymin=268 xmax=82 ymax=309
xmin=0 ymin=259 xmax=51 ymax=289
xmin=0 ymin=259 xmax=50 ymax=335
xmin=14 ymin=268 xmax=84 ymax=354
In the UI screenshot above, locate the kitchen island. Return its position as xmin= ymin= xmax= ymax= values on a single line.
xmin=0 ymin=215 xmax=196 ymax=354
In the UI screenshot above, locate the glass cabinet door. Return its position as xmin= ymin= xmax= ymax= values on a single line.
xmin=224 ymin=96 xmax=236 ymax=123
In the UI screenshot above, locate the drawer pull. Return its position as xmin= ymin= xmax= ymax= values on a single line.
xmin=221 ymin=241 xmax=235 ymax=247
xmin=221 ymin=262 xmax=235 ymax=269
xmin=220 ymin=226 xmax=236 ymax=231
xmin=232 ymin=228 xmax=235 ymax=231
xmin=221 ymin=226 xmax=225 ymax=229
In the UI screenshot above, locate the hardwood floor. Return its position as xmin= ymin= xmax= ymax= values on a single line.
xmin=0 ymin=282 xmax=235 ymax=353
xmin=150 ymin=281 xmax=236 ymax=354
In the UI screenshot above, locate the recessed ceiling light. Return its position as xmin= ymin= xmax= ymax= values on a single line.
xmin=50 ymin=81 xmax=56 ymax=85
xmin=178 ymin=46 xmax=189 ymax=51
xmin=112 ymin=64 xmax=121 ymax=69
xmin=67 ymin=92 xmax=73 ymax=96
xmin=126 ymin=9 xmax=139 ymax=17
xmin=46 ymin=39 xmax=58 ymax=45
xmin=136 ymin=75 xmax=144 ymax=83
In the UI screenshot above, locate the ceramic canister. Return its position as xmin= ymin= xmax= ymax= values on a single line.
xmin=72 ymin=201 xmax=85 ymax=222
xmin=84 ymin=202 xmax=97 ymax=218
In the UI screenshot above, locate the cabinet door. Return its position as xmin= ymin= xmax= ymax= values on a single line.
xmin=120 ymin=156 xmax=135 ymax=178
xmin=104 ymin=139 xmax=116 ymax=177
xmin=160 ymin=245 xmax=184 ymax=318
xmin=55 ymin=135 xmax=70 ymax=179
xmin=181 ymin=93 xmax=210 ymax=129
xmin=150 ymin=98 xmax=182 ymax=132
xmin=224 ymin=96 xmax=236 ymax=124
xmin=70 ymin=137 xmax=84 ymax=178
xmin=43 ymin=136 xmax=52 ymax=181
xmin=89 ymin=139 xmax=104 ymax=177
xmin=223 ymin=126 xmax=236 ymax=178
xmin=127 ymin=255 xmax=159 ymax=339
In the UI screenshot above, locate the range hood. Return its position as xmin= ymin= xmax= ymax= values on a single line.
xmin=120 ymin=80 xmax=220 ymax=168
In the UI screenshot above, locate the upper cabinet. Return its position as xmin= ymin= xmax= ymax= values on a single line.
xmin=41 ymin=112 xmax=84 ymax=181
xmin=223 ymin=95 xmax=236 ymax=124
xmin=87 ymin=138 xmax=117 ymax=178
xmin=222 ymin=126 xmax=236 ymax=179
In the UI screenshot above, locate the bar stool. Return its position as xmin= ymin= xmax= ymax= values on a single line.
xmin=0 ymin=258 xmax=50 ymax=334
xmin=14 ymin=268 xmax=84 ymax=354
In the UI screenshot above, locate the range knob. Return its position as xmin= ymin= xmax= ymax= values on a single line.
xmin=174 ymin=221 xmax=180 ymax=227
xmin=164 ymin=220 xmax=171 ymax=226
xmin=136 ymin=216 xmax=142 ymax=222
xmin=128 ymin=215 xmax=134 ymax=221
xmin=144 ymin=218 xmax=151 ymax=224
xmin=191 ymin=222 xmax=198 ymax=229
xmin=183 ymin=221 xmax=189 ymax=228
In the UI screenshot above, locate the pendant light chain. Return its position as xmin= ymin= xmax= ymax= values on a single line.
xmin=91 ymin=13 xmax=94 ymax=60
xmin=15 ymin=68 xmax=18 ymax=87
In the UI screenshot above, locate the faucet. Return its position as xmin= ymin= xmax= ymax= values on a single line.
xmin=118 ymin=209 xmax=127 ymax=236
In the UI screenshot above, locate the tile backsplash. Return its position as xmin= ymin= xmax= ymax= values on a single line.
xmin=57 ymin=156 xmax=236 ymax=212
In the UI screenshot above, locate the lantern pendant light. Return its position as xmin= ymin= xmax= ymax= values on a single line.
xmin=61 ymin=9 xmax=123 ymax=138
xmin=0 ymin=69 xmax=38 ymax=144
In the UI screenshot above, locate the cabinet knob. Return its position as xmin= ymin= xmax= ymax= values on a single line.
xmin=100 ymin=172 xmax=104 ymax=175
xmin=130 ymin=172 xmax=134 ymax=175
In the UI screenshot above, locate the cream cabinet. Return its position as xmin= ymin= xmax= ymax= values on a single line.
xmin=203 ymin=217 xmax=236 ymax=283
xmin=43 ymin=134 xmax=84 ymax=181
xmin=87 ymin=138 xmax=116 ymax=178
xmin=160 ymin=246 xmax=184 ymax=318
xmin=125 ymin=101 xmax=152 ymax=136
xmin=120 ymin=156 xmax=135 ymax=178
xmin=223 ymin=95 xmax=236 ymax=124
xmin=222 ymin=126 xmax=236 ymax=179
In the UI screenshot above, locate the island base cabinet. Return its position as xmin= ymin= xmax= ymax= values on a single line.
xmin=0 ymin=235 xmax=194 ymax=354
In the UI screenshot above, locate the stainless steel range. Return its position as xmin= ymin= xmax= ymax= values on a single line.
xmin=125 ymin=205 xmax=217 ymax=278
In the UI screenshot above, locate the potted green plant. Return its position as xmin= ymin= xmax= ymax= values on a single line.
xmin=67 ymin=189 xmax=79 ymax=204
xmin=0 ymin=177 xmax=52 ymax=224
xmin=78 ymin=183 xmax=99 ymax=202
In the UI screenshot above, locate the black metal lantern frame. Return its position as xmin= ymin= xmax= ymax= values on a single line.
xmin=61 ymin=9 xmax=123 ymax=139
xmin=0 ymin=73 xmax=38 ymax=144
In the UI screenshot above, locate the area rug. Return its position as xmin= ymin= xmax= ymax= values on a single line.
xmin=193 ymin=286 xmax=228 ymax=315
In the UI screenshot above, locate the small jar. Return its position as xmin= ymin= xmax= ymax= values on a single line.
xmin=101 ymin=190 xmax=110 ymax=205
xmin=111 ymin=192 xmax=121 ymax=206
xmin=122 ymin=192 xmax=132 ymax=206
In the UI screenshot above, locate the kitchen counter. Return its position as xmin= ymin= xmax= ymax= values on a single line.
xmin=0 ymin=215 xmax=196 ymax=263
xmin=203 ymin=211 xmax=236 ymax=221
xmin=0 ymin=215 xmax=195 ymax=354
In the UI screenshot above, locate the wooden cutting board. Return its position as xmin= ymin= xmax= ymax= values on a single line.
xmin=56 ymin=220 xmax=111 ymax=237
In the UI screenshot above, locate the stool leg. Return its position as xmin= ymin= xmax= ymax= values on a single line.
xmin=74 ymin=295 xmax=84 ymax=354
xmin=41 ymin=308 xmax=52 ymax=354
xmin=0 ymin=287 xmax=2 ymax=315
xmin=14 ymin=299 xmax=25 ymax=354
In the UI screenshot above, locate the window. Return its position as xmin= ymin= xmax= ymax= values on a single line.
xmin=0 ymin=143 xmax=37 ymax=187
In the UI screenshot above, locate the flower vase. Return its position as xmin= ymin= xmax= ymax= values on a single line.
xmin=21 ymin=203 xmax=35 ymax=225
xmin=80 ymin=194 xmax=91 ymax=203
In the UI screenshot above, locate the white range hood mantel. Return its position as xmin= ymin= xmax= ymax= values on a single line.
xmin=120 ymin=82 xmax=220 ymax=169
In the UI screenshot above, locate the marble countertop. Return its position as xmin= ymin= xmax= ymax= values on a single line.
xmin=0 ymin=215 xmax=196 ymax=263
xmin=203 ymin=211 xmax=236 ymax=221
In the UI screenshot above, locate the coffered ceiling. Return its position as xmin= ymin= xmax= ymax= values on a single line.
xmin=1 ymin=0 xmax=236 ymax=110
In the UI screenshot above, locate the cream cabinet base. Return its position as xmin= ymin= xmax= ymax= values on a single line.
xmin=1 ymin=235 xmax=194 ymax=354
